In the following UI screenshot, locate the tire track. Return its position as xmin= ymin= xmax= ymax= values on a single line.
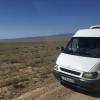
xmin=35 ymin=85 xmax=72 ymax=100
xmin=13 ymin=81 xmax=100 ymax=100
xmin=13 ymin=82 xmax=64 ymax=100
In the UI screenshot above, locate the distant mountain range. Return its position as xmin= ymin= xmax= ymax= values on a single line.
xmin=0 ymin=33 xmax=74 ymax=42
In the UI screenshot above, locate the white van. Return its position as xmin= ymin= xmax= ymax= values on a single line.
xmin=53 ymin=25 xmax=100 ymax=92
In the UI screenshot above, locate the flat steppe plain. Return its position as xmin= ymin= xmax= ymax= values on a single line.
xmin=0 ymin=39 xmax=100 ymax=100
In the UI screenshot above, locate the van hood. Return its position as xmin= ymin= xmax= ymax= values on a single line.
xmin=56 ymin=53 xmax=100 ymax=72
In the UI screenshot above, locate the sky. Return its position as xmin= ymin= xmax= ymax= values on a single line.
xmin=0 ymin=0 xmax=100 ymax=39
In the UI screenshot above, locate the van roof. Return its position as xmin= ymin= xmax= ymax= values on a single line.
xmin=73 ymin=29 xmax=100 ymax=37
xmin=90 ymin=25 xmax=100 ymax=29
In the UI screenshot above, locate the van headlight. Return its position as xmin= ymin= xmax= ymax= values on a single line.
xmin=82 ymin=72 xmax=98 ymax=79
xmin=54 ymin=65 xmax=59 ymax=70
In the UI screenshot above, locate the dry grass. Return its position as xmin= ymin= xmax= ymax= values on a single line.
xmin=0 ymin=39 xmax=69 ymax=100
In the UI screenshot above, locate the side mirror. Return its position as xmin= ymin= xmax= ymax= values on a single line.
xmin=61 ymin=46 xmax=64 ymax=52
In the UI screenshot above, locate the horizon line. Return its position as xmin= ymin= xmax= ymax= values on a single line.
xmin=0 ymin=33 xmax=73 ymax=40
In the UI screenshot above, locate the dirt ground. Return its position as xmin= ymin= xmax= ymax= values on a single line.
xmin=13 ymin=75 xmax=100 ymax=100
xmin=0 ymin=39 xmax=100 ymax=100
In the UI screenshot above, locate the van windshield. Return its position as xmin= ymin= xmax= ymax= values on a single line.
xmin=63 ymin=37 xmax=100 ymax=58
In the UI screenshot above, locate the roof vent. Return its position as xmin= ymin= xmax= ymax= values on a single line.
xmin=90 ymin=25 xmax=100 ymax=29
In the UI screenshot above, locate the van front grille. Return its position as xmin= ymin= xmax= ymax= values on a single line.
xmin=60 ymin=67 xmax=81 ymax=76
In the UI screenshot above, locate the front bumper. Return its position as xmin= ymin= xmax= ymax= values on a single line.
xmin=53 ymin=70 xmax=100 ymax=92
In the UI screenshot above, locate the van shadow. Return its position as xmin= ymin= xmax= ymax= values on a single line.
xmin=61 ymin=82 xmax=100 ymax=98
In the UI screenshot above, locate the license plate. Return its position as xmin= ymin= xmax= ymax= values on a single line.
xmin=61 ymin=76 xmax=75 ymax=83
